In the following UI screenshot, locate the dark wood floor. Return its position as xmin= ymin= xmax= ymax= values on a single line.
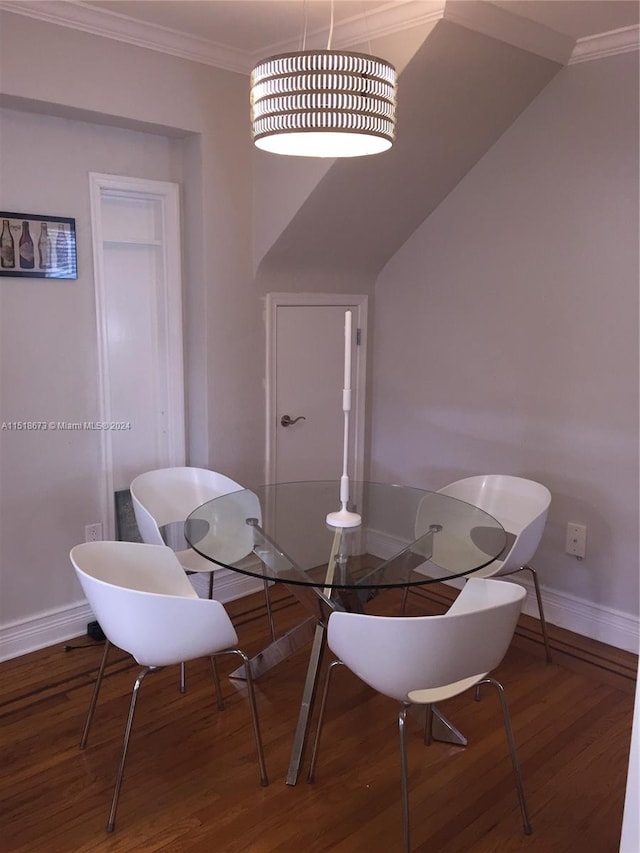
xmin=1 ymin=585 xmax=636 ymax=853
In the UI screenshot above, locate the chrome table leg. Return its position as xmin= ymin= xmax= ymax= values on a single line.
xmin=286 ymin=620 xmax=327 ymax=786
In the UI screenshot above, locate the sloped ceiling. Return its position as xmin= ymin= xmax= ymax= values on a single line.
xmin=256 ymin=17 xmax=561 ymax=279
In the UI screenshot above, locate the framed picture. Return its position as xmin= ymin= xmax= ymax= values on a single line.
xmin=0 ymin=212 xmax=77 ymax=279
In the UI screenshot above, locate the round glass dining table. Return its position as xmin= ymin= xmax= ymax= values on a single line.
xmin=184 ymin=480 xmax=506 ymax=784
xmin=184 ymin=480 xmax=506 ymax=591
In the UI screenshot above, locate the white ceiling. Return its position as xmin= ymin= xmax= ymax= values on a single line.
xmin=75 ymin=0 xmax=640 ymax=54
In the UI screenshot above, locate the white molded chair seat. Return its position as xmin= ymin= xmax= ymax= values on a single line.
xmin=70 ymin=540 xmax=268 ymax=833
xmin=130 ymin=466 xmax=275 ymax=639
xmin=308 ymin=578 xmax=531 ymax=852
xmin=416 ymin=474 xmax=552 ymax=662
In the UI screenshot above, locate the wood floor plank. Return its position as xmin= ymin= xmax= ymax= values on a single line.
xmin=0 ymin=587 xmax=635 ymax=852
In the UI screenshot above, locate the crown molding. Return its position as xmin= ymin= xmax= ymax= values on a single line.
xmin=0 ymin=0 xmax=251 ymax=73
xmin=1 ymin=0 xmax=637 ymax=74
xmin=0 ymin=0 xmax=447 ymax=73
xmin=569 ymin=25 xmax=640 ymax=65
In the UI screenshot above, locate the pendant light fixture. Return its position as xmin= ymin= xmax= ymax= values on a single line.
xmin=250 ymin=2 xmax=397 ymax=158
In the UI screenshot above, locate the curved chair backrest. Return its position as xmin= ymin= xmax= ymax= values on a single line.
xmin=70 ymin=541 xmax=238 ymax=667
xmin=130 ymin=466 xmax=261 ymax=567
xmin=130 ymin=467 xmax=243 ymax=545
xmin=434 ymin=475 xmax=551 ymax=575
xmin=327 ymin=577 xmax=525 ymax=703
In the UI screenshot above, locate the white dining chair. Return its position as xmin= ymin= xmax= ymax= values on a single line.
xmin=130 ymin=466 xmax=275 ymax=640
xmin=308 ymin=577 xmax=531 ymax=852
xmin=431 ymin=474 xmax=552 ymax=662
xmin=70 ymin=540 xmax=268 ymax=832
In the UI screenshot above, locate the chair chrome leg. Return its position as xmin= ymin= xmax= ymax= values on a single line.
xmin=229 ymin=649 xmax=268 ymax=787
xmin=263 ymin=579 xmax=276 ymax=642
xmin=208 ymin=571 xmax=214 ymax=600
xmin=180 ymin=661 xmax=186 ymax=694
xmin=398 ymin=703 xmax=411 ymax=853
xmin=107 ymin=666 xmax=151 ymax=833
xmin=503 ymin=566 xmax=552 ymax=663
xmin=210 ymin=655 xmax=224 ymax=711
xmin=307 ymin=659 xmax=343 ymax=783
xmin=480 ymin=677 xmax=532 ymax=836
xmin=80 ymin=639 xmax=111 ymax=749
xmin=524 ymin=565 xmax=552 ymax=663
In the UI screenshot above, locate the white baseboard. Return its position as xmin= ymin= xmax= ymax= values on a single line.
xmin=522 ymin=579 xmax=639 ymax=654
xmin=0 ymin=600 xmax=94 ymax=663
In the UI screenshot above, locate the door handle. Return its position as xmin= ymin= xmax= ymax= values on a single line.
xmin=281 ymin=414 xmax=306 ymax=427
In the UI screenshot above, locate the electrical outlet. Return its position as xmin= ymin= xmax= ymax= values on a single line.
xmin=85 ymin=523 xmax=103 ymax=542
xmin=566 ymin=523 xmax=587 ymax=559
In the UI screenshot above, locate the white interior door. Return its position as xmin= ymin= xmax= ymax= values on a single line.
xmin=266 ymin=293 xmax=368 ymax=484
xmin=90 ymin=174 xmax=185 ymax=538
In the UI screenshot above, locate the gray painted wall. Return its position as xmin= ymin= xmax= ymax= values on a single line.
xmin=371 ymin=51 xmax=639 ymax=636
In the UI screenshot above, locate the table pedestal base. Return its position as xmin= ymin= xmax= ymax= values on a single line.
xmin=228 ymin=616 xmax=316 ymax=681
xmin=430 ymin=706 xmax=468 ymax=747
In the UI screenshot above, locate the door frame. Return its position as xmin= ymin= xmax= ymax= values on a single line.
xmin=89 ymin=173 xmax=185 ymax=538
xmin=265 ymin=292 xmax=368 ymax=485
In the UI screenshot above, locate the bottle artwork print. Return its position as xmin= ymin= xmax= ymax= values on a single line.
xmin=0 ymin=215 xmax=75 ymax=278
xmin=38 ymin=223 xmax=53 ymax=269
xmin=19 ymin=221 xmax=35 ymax=269
xmin=1 ymin=219 xmax=15 ymax=269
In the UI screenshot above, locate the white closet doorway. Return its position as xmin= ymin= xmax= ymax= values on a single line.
xmin=90 ymin=173 xmax=185 ymax=539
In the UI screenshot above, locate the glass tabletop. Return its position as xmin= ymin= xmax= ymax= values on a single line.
xmin=184 ymin=481 xmax=506 ymax=591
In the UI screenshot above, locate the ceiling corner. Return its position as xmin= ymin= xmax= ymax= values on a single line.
xmin=443 ymin=0 xmax=574 ymax=64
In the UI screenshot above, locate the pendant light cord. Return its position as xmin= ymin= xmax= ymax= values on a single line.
xmin=326 ymin=1 xmax=372 ymax=53
xmin=300 ymin=0 xmax=375 ymax=55
xmin=362 ymin=0 xmax=373 ymax=55
xmin=301 ymin=0 xmax=308 ymax=51
xmin=327 ymin=0 xmax=335 ymax=49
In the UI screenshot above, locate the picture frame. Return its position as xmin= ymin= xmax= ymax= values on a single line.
xmin=0 ymin=212 xmax=77 ymax=279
